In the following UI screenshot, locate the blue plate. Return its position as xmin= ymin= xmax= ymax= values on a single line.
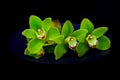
xmin=7 ymin=24 xmax=112 ymax=64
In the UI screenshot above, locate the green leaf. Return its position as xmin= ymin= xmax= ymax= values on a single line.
xmin=71 ymin=29 xmax=88 ymax=38
xmin=80 ymin=18 xmax=94 ymax=33
xmin=22 ymin=29 xmax=37 ymax=38
xmin=29 ymin=15 xmax=42 ymax=31
xmin=42 ymin=17 xmax=52 ymax=32
xmin=76 ymin=43 xmax=89 ymax=57
xmin=96 ymin=36 xmax=111 ymax=50
xmin=61 ymin=20 xmax=74 ymax=37
xmin=46 ymin=27 xmax=60 ymax=40
xmin=54 ymin=35 xmax=64 ymax=44
xmin=54 ymin=44 xmax=67 ymax=60
xmin=91 ymin=27 xmax=108 ymax=38
xmin=28 ymin=39 xmax=45 ymax=53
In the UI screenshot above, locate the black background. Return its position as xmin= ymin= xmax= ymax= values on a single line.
xmin=2 ymin=0 xmax=119 ymax=67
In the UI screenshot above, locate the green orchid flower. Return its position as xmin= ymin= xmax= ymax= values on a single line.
xmin=80 ymin=18 xmax=111 ymax=50
xmin=21 ymin=15 xmax=111 ymax=60
xmin=22 ymin=15 xmax=61 ymax=59
xmin=70 ymin=28 xmax=89 ymax=57
xmin=54 ymin=20 xmax=88 ymax=60
xmin=54 ymin=20 xmax=73 ymax=60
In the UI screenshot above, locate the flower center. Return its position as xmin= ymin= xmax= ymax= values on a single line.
xmin=86 ymin=34 xmax=98 ymax=48
xmin=65 ymin=36 xmax=78 ymax=50
xmin=37 ymin=29 xmax=46 ymax=40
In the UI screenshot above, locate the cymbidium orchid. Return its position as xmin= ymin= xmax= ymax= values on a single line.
xmin=80 ymin=18 xmax=111 ymax=51
xmin=22 ymin=15 xmax=61 ymax=59
xmin=21 ymin=15 xmax=111 ymax=60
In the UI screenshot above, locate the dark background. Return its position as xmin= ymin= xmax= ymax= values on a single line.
xmin=2 ymin=0 xmax=119 ymax=66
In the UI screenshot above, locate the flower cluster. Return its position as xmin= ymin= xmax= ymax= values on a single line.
xmin=22 ymin=15 xmax=111 ymax=60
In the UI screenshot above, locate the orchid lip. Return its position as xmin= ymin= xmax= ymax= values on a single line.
xmin=69 ymin=41 xmax=78 ymax=50
xmin=37 ymin=29 xmax=41 ymax=32
xmin=37 ymin=29 xmax=47 ymax=40
xmin=89 ymin=39 xmax=98 ymax=48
